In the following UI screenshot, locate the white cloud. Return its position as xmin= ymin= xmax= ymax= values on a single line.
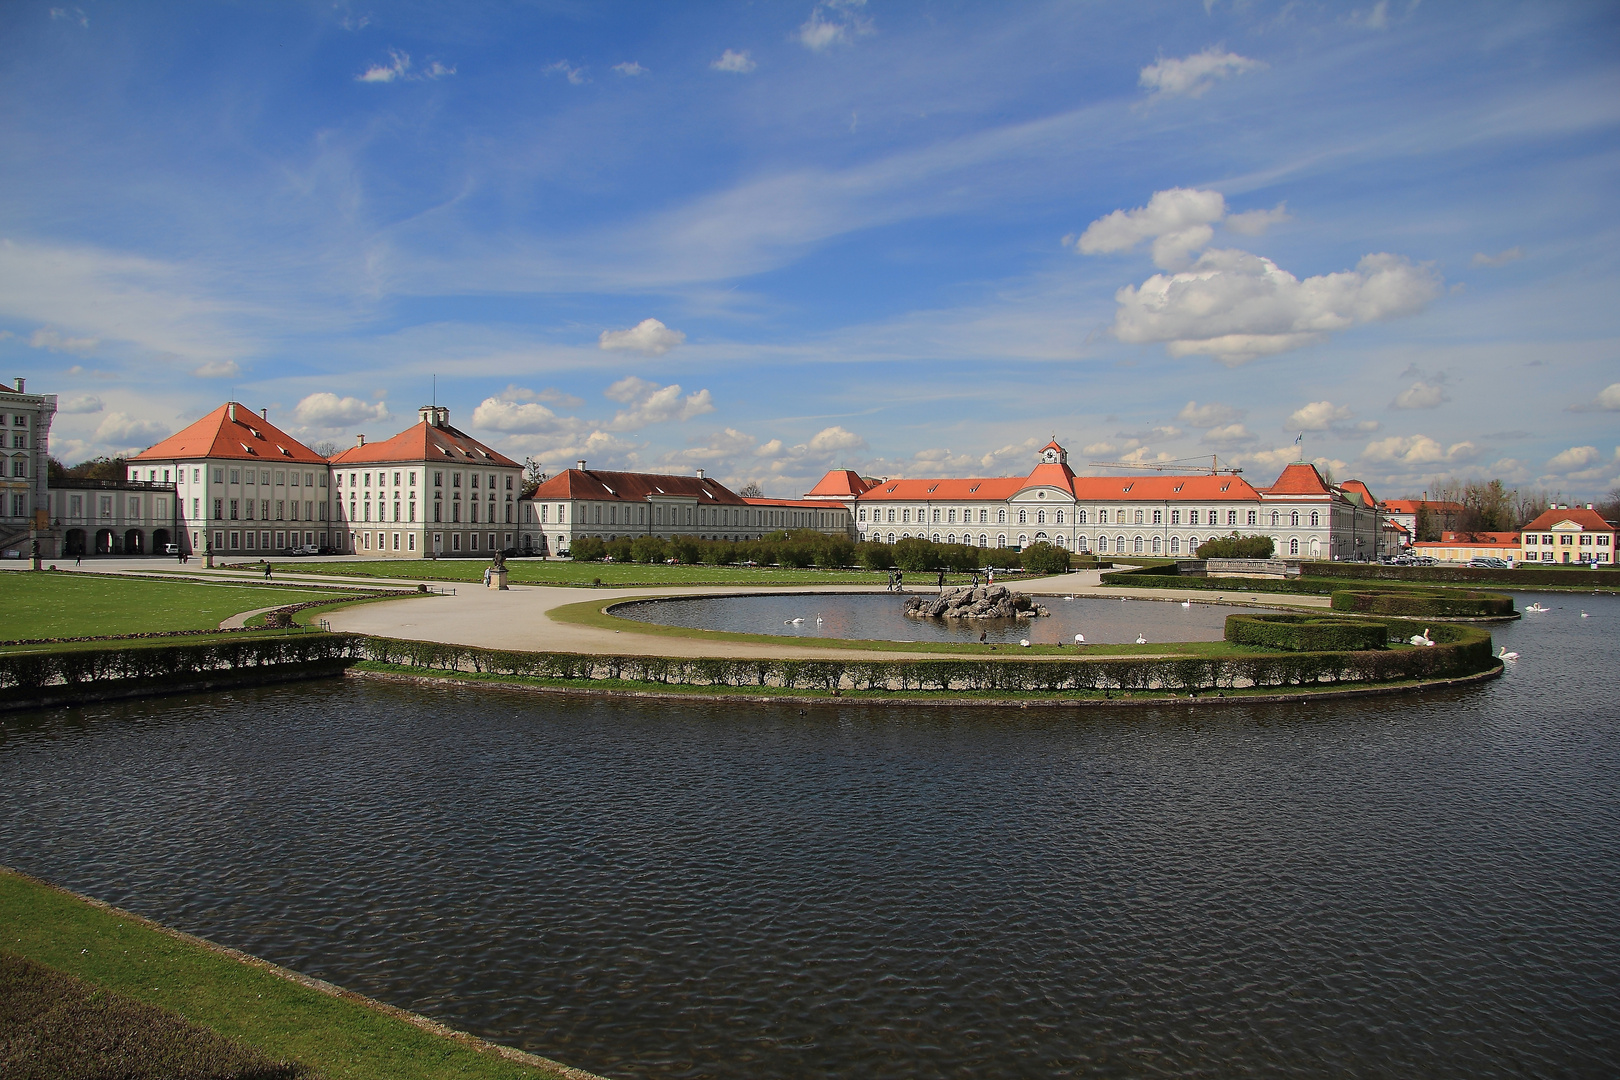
xmin=501 ymin=384 xmax=585 ymax=409
xmin=1139 ymin=47 xmax=1264 ymax=99
xmin=357 ymin=49 xmax=410 ymax=83
xmin=1546 ymin=445 xmax=1602 ymax=472
xmin=1111 ymin=250 xmax=1443 ymax=365
xmin=1471 ymin=247 xmax=1523 ymax=268
xmin=1177 ymin=400 xmax=1243 ymax=426
xmin=1083 ymin=441 xmax=1116 ymax=457
xmin=471 ymin=396 xmax=567 ymax=434
xmin=710 ymin=49 xmax=757 ymax=74
xmin=1225 ymin=202 xmax=1291 ymax=236
xmin=807 ymin=425 xmax=865 ymax=453
xmin=545 ymin=60 xmax=588 ymax=85
xmin=612 ymin=61 xmax=647 ymax=76
xmin=797 ymin=1 xmax=871 ymax=51
xmin=1598 ymin=384 xmax=1620 ymax=410
xmin=57 ymin=394 xmax=103 ymax=415
xmin=1392 ymin=379 xmax=1448 ymax=409
xmin=192 ymin=360 xmax=240 ymax=378
xmin=1201 ymin=423 xmax=1253 ymax=446
xmin=1362 ymin=435 xmax=1477 ymax=466
xmin=293 ymin=392 xmax=390 ymax=429
xmin=598 ymin=317 xmax=686 ymax=355
xmin=94 ymin=412 xmax=170 ymax=448
xmin=30 ymin=328 xmax=98 ymax=354
xmin=604 ymin=377 xmax=714 ymax=430
xmin=357 ymin=49 xmax=455 ymax=84
xmin=1077 ymin=188 xmax=1227 ymax=270
xmin=1287 ymin=400 xmax=1374 ymax=433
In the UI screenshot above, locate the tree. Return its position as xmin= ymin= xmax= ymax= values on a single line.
xmin=1598 ymin=487 xmax=1620 ymax=525
xmin=311 ymin=441 xmax=339 ymax=458
xmin=1020 ymin=542 xmax=1071 ymax=575
xmin=1413 ymin=504 xmax=1436 ymax=543
xmin=569 ymin=536 xmax=605 ymax=561
xmin=50 ymin=455 xmax=128 ymax=482
xmin=737 ymin=481 xmax=764 ymax=498
xmin=893 ymin=536 xmax=940 ymax=572
xmin=1196 ymin=533 xmax=1275 ymax=559
xmin=522 ymin=457 xmax=546 ymax=498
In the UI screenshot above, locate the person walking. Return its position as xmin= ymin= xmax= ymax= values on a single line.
xmin=263 ymin=562 xmax=272 ymax=579
xmin=937 ymin=569 xmax=946 ymax=593
xmin=74 ymin=553 xmax=81 ymax=568
xmin=896 ymin=570 xmax=904 ymax=593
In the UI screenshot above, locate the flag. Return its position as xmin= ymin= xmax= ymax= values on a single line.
xmin=1294 ymin=432 xmax=1303 ymax=446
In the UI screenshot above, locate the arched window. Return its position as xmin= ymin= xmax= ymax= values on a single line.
xmin=998 ymin=509 xmax=1006 ymax=524
xmin=1290 ymin=537 xmax=1300 ymax=555
xmin=1189 ymin=536 xmax=1199 ymax=550
xmin=932 ymin=533 xmax=940 ymax=542
xmin=1134 ymin=536 xmax=1144 ymax=553
xmin=1117 ymin=535 xmax=1126 ymax=552
xmin=1078 ymin=509 xmax=1087 ymax=524
xmin=997 ymin=534 xmax=1007 ymax=548
xmin=1055 ymin=535 xmax=1066 ymax=547
xmin=1056 ymin=510 xmax=1064 ymax=524
xmin=1078 ymin=536 xmax=1090 ymax=553
xmin=887 ymin=532 xmax=895 ymax=543
xmin=1019 ymin=534 xmax=1028 ymax=547
xmin=1272 ymin=511 xmax=1280 ymax=526
xmin=1018 ymin=508 xmax=1027 ymax=524
xmin=979 ymin=534 xmax=988 ymax=547
xmin=947 ymin=533 xmax=956 ymax=544
xmin=1310 ymin=511 xmax=1320 ymax=527
xmin=1152 ymin=536 xmax=1162 ymax=553
xmin=1170 ymin=536 xmax=1181 ymax=554
xmin=1036 ymin=509 xmax=1045 ymax=524
xmin=1291 ymin=511 xmax=1300 ymax=527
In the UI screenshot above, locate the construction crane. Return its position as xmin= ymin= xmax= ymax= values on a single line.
xmin=1086 ymin=454 xmax=1243 ymax=475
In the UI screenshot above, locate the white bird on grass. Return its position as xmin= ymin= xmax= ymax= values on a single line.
xmin=1074 ymin=633 xmax=1085 ymax=644
xmin=1020 ymin=639 xmax=1030 ymax=648
xmin=1498 ymin=646 xmax=1519 ymax=661
xmin=1135 ymin=633 xmax=1148 ymax=645
xmin=1409 ymin=628 xmax=1434 ymax=646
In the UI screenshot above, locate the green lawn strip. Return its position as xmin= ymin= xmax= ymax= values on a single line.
xmin=0 ymin=869 xmax=587 ymax=1080
xmin=0 ymin=573 xmax=343 ymax=638
xmin=545 ymin=596 xmax=1238 ymax=657
xmin=352 ymin=660 xmax=1463 ymax=702
xmin=0 ymin=628 xmax=324 ymax=657
xmin=266 ymin=559 xmax=1054 ymax=589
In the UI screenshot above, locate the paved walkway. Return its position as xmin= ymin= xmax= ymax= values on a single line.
xmin=6 ymin=558 xmax=1327 ymax=660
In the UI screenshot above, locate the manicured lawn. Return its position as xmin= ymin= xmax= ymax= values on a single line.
xmin=262 ymin=559 xmax=1046 ymax=588
xmin=0 ymin=572 xmax=342 ymax=639
xmin=0 ymin=869 xmax=577 ymax=1080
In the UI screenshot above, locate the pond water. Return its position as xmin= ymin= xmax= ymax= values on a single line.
xmin=615 ymin=592 xmax=1268 ymax=645
xmin=1 ymin=591 xmax=1616 ymax=1079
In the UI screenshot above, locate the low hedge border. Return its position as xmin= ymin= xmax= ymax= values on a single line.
xmin=0 ymin=635 xmax=361 ymax=693
xmin=355 ymin=628 xmax=1496 ymax=693
xmin=1224 ymin=614 xmax=1389 ymax=652
xmin=1330 ymin=588 xmax=1515 ymax=618
xmin=1302 ymin=560 xmax=1617 ymax=589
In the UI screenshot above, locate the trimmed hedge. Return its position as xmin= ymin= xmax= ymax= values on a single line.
xmin=1225 ymin=614 xmax=1390 ymax=652
xmin=1101 ymin=564 xmax=1331 ymax=595
xmin=0 ymin=636 xmax=360 ymax=692
xmin=356 ymin=628 xmax=1496 ymax=694
xmin=1331 ymin=588 xmax=1515 ymax=618
xmin=1302 ymin=560 xmax=1617 ymax=589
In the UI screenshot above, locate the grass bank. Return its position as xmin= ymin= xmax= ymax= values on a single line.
xmin=264 ymin=558 xmax=1047 ymax=589
xmin=0 ymin=572 xmax=343 ymax=638
xmin=0 ymin=868 xmax=593 ymax=1080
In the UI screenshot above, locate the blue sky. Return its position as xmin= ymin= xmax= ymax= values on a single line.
xmin=4 ymin=0 xmax=1618 ymax=500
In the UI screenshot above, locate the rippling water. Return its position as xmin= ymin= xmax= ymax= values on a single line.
xmin=2 ymin=592 xmax=1617 ymax=1078
xmin=615 ymin=592 xmax=1264 ymax=645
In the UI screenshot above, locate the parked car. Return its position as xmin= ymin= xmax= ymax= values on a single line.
xmin=1469 ymin=556 xmax=1511 ymax=569
xmin=163 ymin=543 xmax=181 ymax=555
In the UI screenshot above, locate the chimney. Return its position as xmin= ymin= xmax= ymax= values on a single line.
xmin=12 ymin=378 xmax=22 ymax=392
xmin=420 ymin=405 xmax=435 ymax=426
xmin=1588 ymin=503 xmax=1596 ymax=510
xmin=696 ymin=469 xmax=705 ymax=479
xmin=356 ymin=434 xmax=366 ymax=447
xmin=260 ymin=407 xmax=267 ymax=419
xmin=228 ymin=403 xmax=237 ymax=422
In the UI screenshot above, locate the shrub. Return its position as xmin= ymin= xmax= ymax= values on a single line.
xmin=630 ymin=535 xmax=669 ymax=564
xmin=858 ymin=542 xmax=895 ymax=571
xmin=669 ymin=538 xmax=702 ymax=564
xmin=569 ymin=536 xmax=606 ymax=561
xmin=1225 ymin=614 xmax=1389 ymax=652
xmin=1196 ymin=533 xmax=1277 ymax=559
xmin=778 ymin=543 xmax=815 ymax=568
xmin=604 ymin=537 xmax=634 ymax=563
xmin=1020 ymin=542 xmax=1071 ymax=575
xmin=893 ymin=537 xmax=940 ymax=572
xmin=1331 ymin=588 xmax=1515 ymax=618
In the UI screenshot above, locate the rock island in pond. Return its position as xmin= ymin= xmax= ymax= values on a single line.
xmin=903 ymin=585 xmax=1051 ymax=620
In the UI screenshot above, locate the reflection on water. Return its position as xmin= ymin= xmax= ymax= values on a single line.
xmin=0 ymin=592 xmax=1616 ymax=1079
xmin=616 ymin=591 xmax=1268 ymax=645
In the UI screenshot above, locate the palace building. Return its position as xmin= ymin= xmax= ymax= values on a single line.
xmin=825 ymin=440 xmax=1386 ymax=561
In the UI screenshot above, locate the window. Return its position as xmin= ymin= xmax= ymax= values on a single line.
xmin=998 ymin=509 xmax=1006 ymax=524
xmin=1291 ymin=511 xmax=1300 ymax=527
xmin=1525 ymin=534 xmax=1537 ymax=545
xmin=229 ymin=499 xmax=239 ymax=520
xmin=1097 ymin=510 xmax=1108 ymax=525
xmin=1290 ymin=537 xmax=1300 ymax=555
xmin=1272 ymin=511 xmax=1280 ymax=526
xmin=471 ymin=474 xmax=479 ymax=489
xmin=213 ymin=498 xmax=222 ymax=519
xmin=1036 ymin=510 xmax=1045 ymax=525
xmin=1134 ymin=510 xmax=1144 ymax=525
xmin=1078 ymin=510 xmax=1088 ymax=525
xmin=1228 ymin=510 xmax=1238 ymax=526
xmin=1096 ymin=535 xmax=1107 ymax=552
xmin=887 ymin=509 xmax=895 ymax=522
xmin=1152 ymin=537 xmax=1161 ymax=553
xmin=1152 ymin=510 xmax=1161 ymax=524
xmin=1134 ymin=536 xmax=1144 ymax=553
xmin=1171 ymin=536 xmax=1181 ymax=553
xmin=903 ymin=509 xmax=911 ymax=523
xmin=979 ymin=509 xmax=988 ymax=523
xmin=1056 ymin=510 xmax=1064 ymax=525
xmin=1247 ymin=510 xmax=1257 ymax=525
xmin=859 ymin=508 xmax=867 ymax=522
xmin=453 ymin=473 xmax=461 ymax=488
xmin=1171 ymin=510 xmax=1180 ymax=525
xmin=230 ymin=469 xmax=240 ymax=484
xmin=1310 ymin=511 xmax=1320 ymax=527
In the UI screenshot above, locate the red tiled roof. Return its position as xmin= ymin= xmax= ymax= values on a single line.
xmin=328 ymin=419 xmax=519 ymax=468
xmin=1021 ymin=461 xmax=1077 ymax=493
xmin=1521 ymin=508 xmax=1617 ymax=532
xmin=858 ymin=476 xmax=1027 ymax=501
xmin=1261 ymin=462 xmax=1331 ymax=496
xmin=129 ymin=402 xmax=327 ymax=465
xmin=804 ymin=469 xmax=875 ymax=498
xmin=529 ymin=468 xmax=748 ymax=505
xmin=1381 ymin=499 xmax=1466 ymax=514
xmin=1338 ymin=478 xmax=1377 ymax=505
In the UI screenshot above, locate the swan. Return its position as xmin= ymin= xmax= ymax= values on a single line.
xmin=1074 ymin=633 xmax=1085 ymax=643
xmin=789 ymin=617 xmax=804 ymax=625
xmin=1181 ymin=600 xmax=1191 ymax=609
xmin=1498 ymin=646 xmax=1519 ymax=661
xmin=1526 ymin=602 xmax=1548 ymax=613
xmin=1581 ymin=610 xmax=1590 ymax=618
xmin=1063 ymin=595 xmax=1074 ymax=601
xmin=1020 ymin=639 xmax=1031 ymax=647
xmin=815 ymin=614 xmax=823 ymax=624
xmin=1135 ymin=634 xmax=1147 ymax=645
xmin=1409 ymin=628 xmax=1434 ymax=646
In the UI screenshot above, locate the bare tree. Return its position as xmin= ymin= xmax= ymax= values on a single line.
xmin=737 ymin=482 xmax=764 ymax=498
xmin=311 ymin=440 xmax=339 ymax=458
